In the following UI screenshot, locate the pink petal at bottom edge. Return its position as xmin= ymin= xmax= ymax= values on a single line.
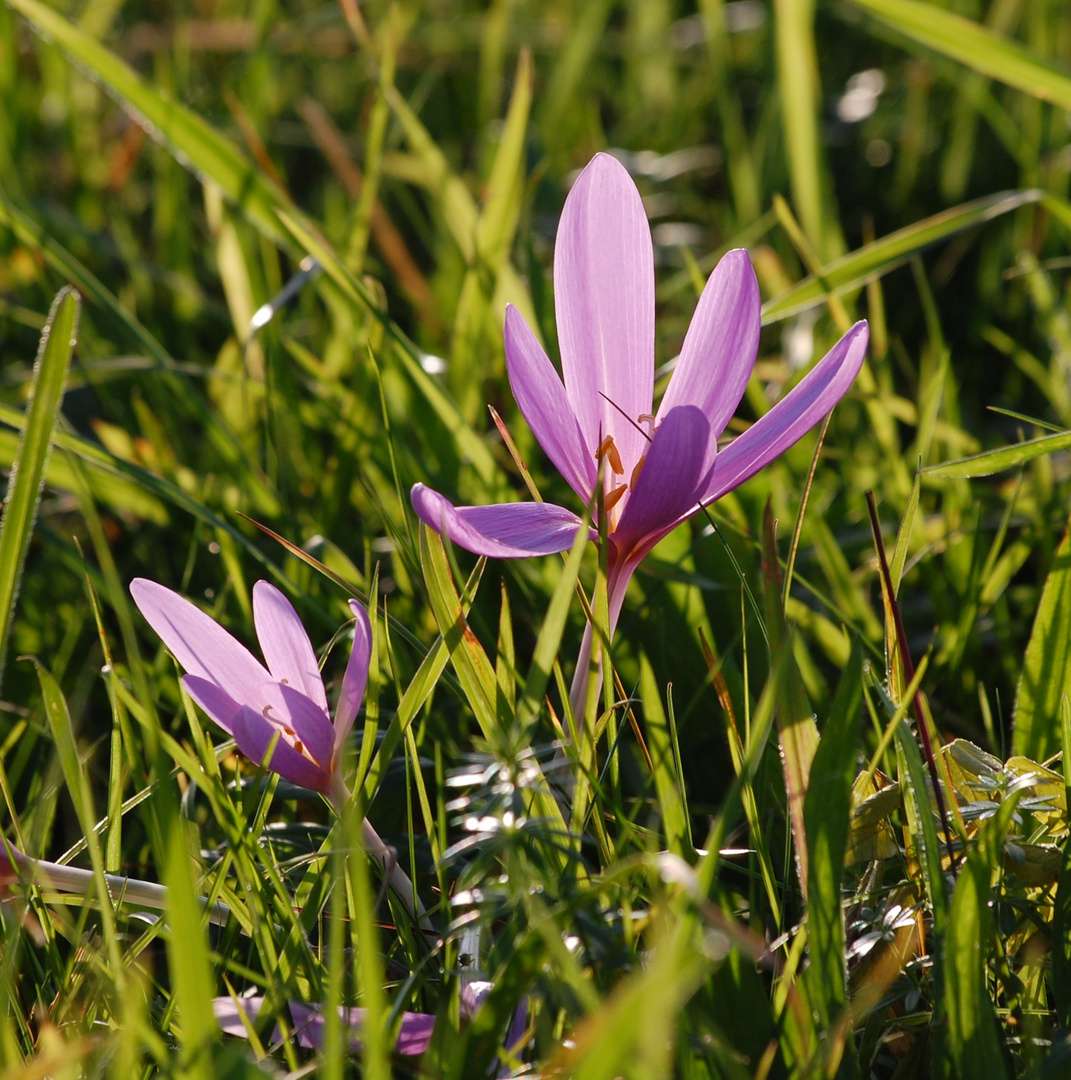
xmin=411 ymin=483 xmax=594 ymax=558
xmin=289 ymin=1001 xmax=436 ymax=1056
xmin=212 ymin=997 xmax=435 ymax=1056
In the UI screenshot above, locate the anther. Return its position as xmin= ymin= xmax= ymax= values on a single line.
xmin=604 ymin=483 xmax=628 ymax=512
xmin=596 ymin=436 xmax=624 ymax=475
xmin=629 ymin=456 xmax=646 ymax=491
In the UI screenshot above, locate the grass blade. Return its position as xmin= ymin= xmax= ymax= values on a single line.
xmin=803 ymin=641 xmax=864 ymax=1029
xmin=418 ymin=525 xmax=498 ymax=740
xmin=922 ymin=428 xmax=1071 ymax=478
xmin=849 ymin=0 xmax=1071 ymax=112
xmin=1012 ymin=518 xmax=1071 ymax=761
xmin=638 ymin=655 xmax=690 ymax=857
xmin=944 ymin=839 xmax=1010 ymax=1080
xmin=0 ymin=287 xmax=78 ymax=693
xmin=761 ymin=189 xmax=1042 ymax=324
xmin=762 ymin=501 xmax=818 ymax=895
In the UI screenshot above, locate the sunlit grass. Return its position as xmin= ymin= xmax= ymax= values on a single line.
xmin=2 ymin=0 xmax=1071 ymax=1076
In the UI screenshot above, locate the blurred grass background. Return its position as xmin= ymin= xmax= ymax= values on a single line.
xmin=3 ymin=0 xmax=1071 ymax=1075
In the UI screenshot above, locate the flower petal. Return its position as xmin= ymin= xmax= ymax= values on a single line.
xmin=613 ymin=404 xmax=713 ymax=557
xmin=213 ymin=996 xmax=270 ymax=1040
xmin=252 ymin=581 xmax=328 ymax=713
xmin=656 ymin=249 xmax=760 ymax=445
xmin=181 ymin=674 xmax=241 ymax=735
xmin=555 ymin=153 xmax=654 ymax=480
xmin=232 ymin=704 xmax=329 ymax=792
xmin=288 ymin=1001 xmax=437 ymax=1056
xmin=334 ymin=601 xmax=372 ymax=761
xmin=700 ymin=321 xmax=869 ymax=506
xmin=261 ymin=681 xmax=335 ymax=770
xmin=131 ymin=578 xmax=270 ymax=703
xmin=411 ymin=483 xmax=593 ymax=557
xmin=504 ymin=304 xmax=596 ymax=501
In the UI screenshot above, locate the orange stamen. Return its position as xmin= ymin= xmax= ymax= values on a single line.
xmin=604 ymin=483 xmax=628 ymax=512
xmin=596 ymin=435 xmax=624 ymax=475
xmin=629 ymin=456 xmax=646 ymax=490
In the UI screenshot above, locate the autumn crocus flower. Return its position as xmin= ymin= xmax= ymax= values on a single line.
xmin=412 ymin=153 xmax=868 ymax=640
xmin=131 ymin=578 xmax=367 ymax=797
xmin=130 ymin=578 xmax=425 ymax=921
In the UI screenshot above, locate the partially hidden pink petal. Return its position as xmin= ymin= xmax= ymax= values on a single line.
xmin=504 ymin=304 xmax=596 ymax=502
xmin=252 ymin=581 xmax=328 ymax=713
xmin=655 ymin=249 xmax=760 ymax=444
xmin=411 ymin=484 xmax=593 ymax=558
xmin=130 ymin=579 xmax=270 ymax=704
xmin=288 ymin=1001 xmax=436 ymax=1056
xmin=334 ymin=601 xmax=372 ymax=762
xmin=262 ymin=681 xmax=335 ymax=770
xmin=555 ymin=153 xmax=654 ymax=482
xmin=612 ymin=404 xmax=713 ymax=558
xmin=232 ymin=704 xmax=330 ymax=792
xmin=213 ymin=996 xmax=270 ymax=1039
xmin=700 ymin=321 xmax=869 ymax=506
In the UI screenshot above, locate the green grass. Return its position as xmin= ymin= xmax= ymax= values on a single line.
xmin=3 ymin=0 xmax=1071 ymax=1075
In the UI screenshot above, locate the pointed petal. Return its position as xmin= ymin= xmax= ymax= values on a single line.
xmin=390 ymin=1011 xmax=438 ymax=1056
xmin=213 ymin=996 xmax=268 ymax=1039
xmin=131 ymin=578 xmax=269 ymax=703
xmin=656 ymin=249 xmax=760 ymax=443
xmin=232 ymin=704 xmax=329 ymax=792
xmin=288 ymin=1002 xmax=437 ymax=1056
xmin=504 ymin=304 xmax=596 ymax=500
xmin=613 ymin=404 xmax=712 ymax=555
xmin=252 ymin=581 xmax=328 ymax=712
xmin=261 ymin=681 xmax=335 ymax=770
xmin=181 ymin=674 xmax=241 ymax=735
xmin=411 ymin=483 xmax=593 ymax=557
xmin=334 ymin=601 xmax=371 ymax=760
xmin=555 ymin=153 xmax=654 ymax=477
xmin=701 ymin=321 xmax=869 ymax=505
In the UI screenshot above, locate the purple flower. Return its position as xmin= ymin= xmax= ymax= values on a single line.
xmin=132 ymin=579 xmax=429 ymax=924
xmin=213 ymin=995 xmax=437 ymax=1056
xmin=130 ymin=578 xmax=370 ymax=797
xmin=411 ymin=153 xmax=869 ymax=634
xmin=213 ymin=986 xmax=527 ymax=1069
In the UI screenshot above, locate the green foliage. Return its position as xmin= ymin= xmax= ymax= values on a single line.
xmin=4 ymin=0 xmax=1071 ymax=1076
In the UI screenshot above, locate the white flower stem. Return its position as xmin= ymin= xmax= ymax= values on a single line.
xmin=7 ymin=847 xmax=232 ymax=926
xmin=333 ymin=778 xmax=431 ymax=931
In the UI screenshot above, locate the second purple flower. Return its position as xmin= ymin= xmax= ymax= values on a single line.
xmin=131 ymin=578 xmax=370 ymax=797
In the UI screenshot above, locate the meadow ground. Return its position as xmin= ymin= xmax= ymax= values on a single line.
xmin=2 ymin=0 xmax=1071 ymax=1076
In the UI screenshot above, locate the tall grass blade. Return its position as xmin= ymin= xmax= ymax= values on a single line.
xmin=761 ymin=501 xmax=818 ymax=895
xmin=161 ymin=818 xmax=219 ymax=1076
xmin=944 ymin=838 xmax=1010 ymax=1080
xmin=1012 ymin=518 xmax=1071 ymax=761
xmin=0 ymin=287 xmax=78 ymax=694
xmin=418 ymin=525 xmax=498 ymax=740
xmin=923 ymin=428 xmax=1071 ymax=478
xmin=638 ymin=655 xmax=691 ymax=858
xmin=774 ymin=0 xmax=832 ymax=258
xmin=803 ymin=641 xmax=864 ymax=1029
xmin=31 ymin=658 xmax=122 ymax=976
xmin=1055 ymin=700 xmax=1071 ymax=1030
xmin=849 ymin=0 xmax=1071 ymax=111
xmin=761 ymin=189 xmax=1042 ymax=323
